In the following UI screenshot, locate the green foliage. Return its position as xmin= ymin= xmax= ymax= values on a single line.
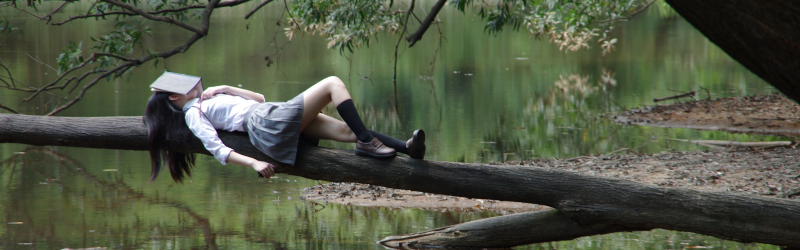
xmin=0 ymin=20 xmax=22 ymax=38
xmin=55 ymin=19 xmax=151 ymax=75
xmin=288 ymin=0 xmax=648 ymax=54
xmin=656 ymin=0 xmax=676 ymax=19
xmin=16 ymin=0 xmax=44 ymax=10
xmin=92 ymin=19 xmax=152 ymax=62
xmin=453 ymin=0 xmax=643 ymax=53
xmin=286 ymin=0 xmax=403 ymax=53
xmin=56 ymin=41 xmax=84 ymax=75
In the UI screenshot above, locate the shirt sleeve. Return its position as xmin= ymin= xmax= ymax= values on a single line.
xmin=185 ymin=108 xmax=233 ymax=165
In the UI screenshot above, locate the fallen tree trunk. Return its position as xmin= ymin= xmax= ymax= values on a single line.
xmin=378 ymin=209 xmax=631 ymax=248
xmin=1 ymin=114 xmax=799 ymax=248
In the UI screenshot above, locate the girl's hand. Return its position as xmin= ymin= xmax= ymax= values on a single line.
xmin=201 ymin=86 xmax=230 ymax=100
xmin=252 ymin=161 xmax=276 ymax=179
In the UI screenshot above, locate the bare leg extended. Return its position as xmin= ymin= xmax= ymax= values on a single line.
xmin=298 ymin=76 xmax=425 ymax=159
xmin=298 ymin=76 xmax=394 ymax=158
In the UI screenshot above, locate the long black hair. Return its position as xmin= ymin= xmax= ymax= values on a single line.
xmin=143 ymin=92 xmax=196 ymax=183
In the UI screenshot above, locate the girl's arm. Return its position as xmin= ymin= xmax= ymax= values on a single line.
xmin=227 ymin=151 xmax=276 ymax=178
xmin=202 ymin=85 xmax=265 ymax=102
xmin=184 ymin=109 xmax=273 ymax=178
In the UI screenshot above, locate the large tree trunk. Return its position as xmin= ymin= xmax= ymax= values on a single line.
xmin=378 ymin=210 xmax=632 ymax=248
xmin=664 ymin=0 xmax=800 ymax=103
xmin=1 ymin=114 xmax=799 ymax=248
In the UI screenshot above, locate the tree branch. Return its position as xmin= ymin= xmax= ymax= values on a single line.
xmin=25 ymin=53 xmax=57 ymax=73
xmin=200 ymin=0 xmax=222 ymax=34
xmin=45 ymin=63 xmax=134 ymax=116
xmin=100 ymin=0 xmax=205 ymax=35
xmin=0 ymin=102 xmax=20 ymax=114
xmin=393 ymin=0 xmax=415 ymax=113
xmin=12 ymin=0 xmax=220 ymax=115
xmin=38 ymin=31 xmax=203 ymax=116
xmin=597 ymin=0 xmax=657 ymax=23
xmin=11 ymin=0 xmax=76 ymax=22
xmin=0 ymin=61 xmax=71 ymax=100
xmin=0 ymin=62 xmax=19 ymax=89
xmin=379 ymin=10 xmax=407 ymax=16
xmin=11 ymin=6 xmax=46 ymax=19
xmin=404 ymin=0 xmax=446 ymax=47
xmin=20 ymin=53 xmax=121 ymax=103
xmin=52 ymin=11 xmax=136 ymax=25
xmin=65 ymin=70 xmax=103 ymax=94
xmin=42 ymin=11 xmax=208 ymax=115
xmin=42 ymin=0 xmax=77 ymax=23
xmin=52 ymin=0 xmax=251 ymax=25
xmin=244 ymin=0 xmax=274 ymax=19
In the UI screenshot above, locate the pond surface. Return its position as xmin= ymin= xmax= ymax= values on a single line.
xmin=0 ymin=1 xmax=785 ymax=249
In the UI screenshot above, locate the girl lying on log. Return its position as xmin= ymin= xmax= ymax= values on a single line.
xmin=143 ymin=72 xmax=426 ymax=182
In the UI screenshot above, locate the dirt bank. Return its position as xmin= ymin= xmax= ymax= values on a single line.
xmin=613 ymin=93 xmax=800 ymax=136
xmin=303 ymin=182 xmax=548 ymax=215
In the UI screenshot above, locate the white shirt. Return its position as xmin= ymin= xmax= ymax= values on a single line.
xmin=183 ymin=94 xmax=264 ymax=164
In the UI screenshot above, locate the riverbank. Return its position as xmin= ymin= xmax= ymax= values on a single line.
xmin=613 ymin=92 xmax=800 ymax=136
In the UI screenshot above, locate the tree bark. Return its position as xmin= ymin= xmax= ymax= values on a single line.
xmin=664 ymin=0 xmax=800 ymax=103
xmin=404 ymin=0 xmax=446 ymax=47
xmin=379 ymin=209 xmax=633 ymax=248
xmin=1 ymin=114 xmax=799 ymax=248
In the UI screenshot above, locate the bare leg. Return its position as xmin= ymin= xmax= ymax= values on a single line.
xmin=300 ymin=76 xmax=352 ymax=133
xmin=298 ymin=76 xmax=398 ymax=158
xmin=302 ymin=114 xmax=358 ymax=142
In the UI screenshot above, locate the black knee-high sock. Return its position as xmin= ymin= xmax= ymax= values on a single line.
xmin=369 ymin=130 xmax=410 ymax=155
xmin=336 ymin=99 xmax=374 ymax=142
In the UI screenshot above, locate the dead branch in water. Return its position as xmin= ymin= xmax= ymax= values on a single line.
xmin=654 ymin=90 xmax=696 ymax=103
xmin=671 ymin=139 xmax=794 ymax=148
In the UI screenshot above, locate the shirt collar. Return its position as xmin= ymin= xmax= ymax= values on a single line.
xmin=182 ymin=98 xmax=200 ymax=112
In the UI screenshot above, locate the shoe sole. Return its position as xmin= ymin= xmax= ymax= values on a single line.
xmin=355 ymin=149 xmax=397 ymax=158
xmin=409 ymin=129 xmax=426 ymax=160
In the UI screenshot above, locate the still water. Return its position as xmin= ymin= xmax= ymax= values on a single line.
xmin=0 ymin=1 xmax=784 ymax=249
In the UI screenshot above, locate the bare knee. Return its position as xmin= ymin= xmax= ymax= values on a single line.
xmin=323 ymin=76 xmax=346 ymax=90
xmin=323 ymin=76 xmax=351 ymax=106
xmin=324 ymin=76 xmax=343 ymax=84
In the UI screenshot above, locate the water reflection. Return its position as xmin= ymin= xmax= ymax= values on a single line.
xmin=0 ymin=147 xmax=504 ymax=249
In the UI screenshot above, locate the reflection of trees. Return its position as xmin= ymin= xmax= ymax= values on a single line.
xmin=0 ymin=148 xmax=220 ymax=249
xmin=476 ymin=71 xmax=628 ymax=162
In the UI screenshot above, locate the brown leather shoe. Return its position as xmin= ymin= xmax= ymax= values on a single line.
xmin=356 ymin=138 xmax=397 ymax=158
xmin=406 ymin=129 xmax=426 ymax=160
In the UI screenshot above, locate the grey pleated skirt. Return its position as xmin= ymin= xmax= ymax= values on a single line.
xmin=244 ymin=93 xmax=304 ymax=166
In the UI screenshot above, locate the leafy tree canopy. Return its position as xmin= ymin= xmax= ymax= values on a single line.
xmin=286 ymin=0 xmax=652 ymax=54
